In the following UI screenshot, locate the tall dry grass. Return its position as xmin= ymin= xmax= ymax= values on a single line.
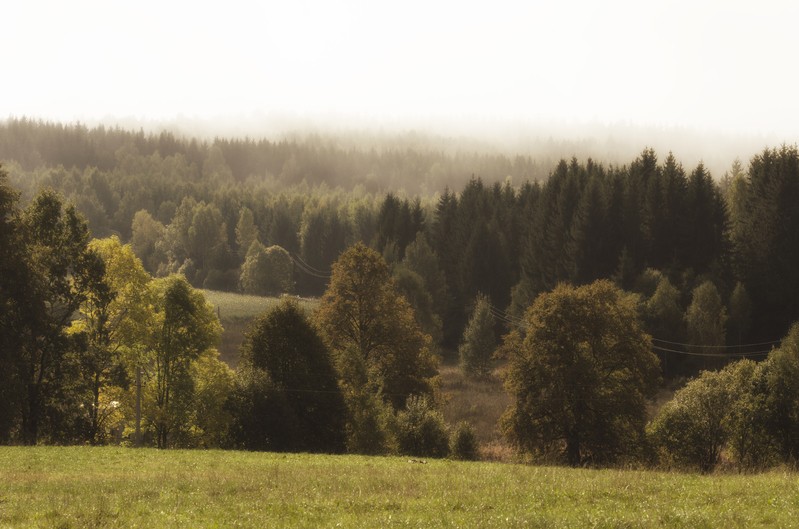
xmin=439 ymin=361 xmax=514 ymax=461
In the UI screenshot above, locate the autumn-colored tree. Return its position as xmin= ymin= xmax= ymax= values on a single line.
xmin=501 ymin=280 xmax=659 ymax=466
xmin=316 ymin=243 xmax=438 ymax=411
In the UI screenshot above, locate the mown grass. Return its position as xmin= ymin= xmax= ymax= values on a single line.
xmin=1 ymin=447 xmax=798 ymax=528
xmin=201 ymin=291 xmax=318 ymax=365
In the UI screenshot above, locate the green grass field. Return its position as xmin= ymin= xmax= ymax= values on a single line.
xmin=202 ymin=290 xmax=319 ymax=321
xmin=1 ymin=447 xmax=797 ymax=528
xmin=202 ymin=291 xmax=319 ymax=365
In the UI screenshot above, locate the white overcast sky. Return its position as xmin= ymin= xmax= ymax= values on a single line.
xmin=3 ymin=0 xmax=799 ymax=139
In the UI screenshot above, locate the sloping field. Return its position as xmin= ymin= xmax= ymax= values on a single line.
xmin=1 ymin=447 xmax=797 ymax=528
xmin=202 ymin=291 xmax=318 ymax=365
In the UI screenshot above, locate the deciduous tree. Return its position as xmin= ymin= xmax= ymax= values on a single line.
xmin=501 ymin=280 xmax=659 ymax=466
xmin=232 ymin=299 xmax=347 ymax=452
xmin=18 ymin=190 xmax=93 ymax=444
xmin=239 ymin=242 xmax=293 ymax=296
xmin=316 ymin=243 xmax=438 ymax=412
xmin=69 ymin=236 xmax=151 ymax=444
xmin=143 ymin=275 xmax=222 ymax=448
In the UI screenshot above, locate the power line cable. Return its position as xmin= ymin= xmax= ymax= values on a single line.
xmin=486 ymin=305 xmax=779 ymax=357
xmin=289 ymin=255 xmax=331 ymax=279
xmin=290 ymin=252 xmax=331 ymax=276
xmin=651 ymin=344 xmax=771 ymax=358
xmin=651 ymin=336 xmax=781 ymax=349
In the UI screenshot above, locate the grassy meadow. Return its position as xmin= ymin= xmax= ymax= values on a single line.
xmin=1 ymin=447 xmax=798 ymax=528
xmin=202 ymin=291 xmax=318 ymax=365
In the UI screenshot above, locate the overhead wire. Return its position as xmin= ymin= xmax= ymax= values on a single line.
xmin=290 ymin=252 xmax=332 ymax=277
xmin=289 ymin=253 xmax=332 ymax=279
xmin=651 ymin=337 xmax=781 ymax=349
xmin=651 ymin=344 xmax=771 ymax=358
xmin=486 ymin=304 xmax=780 ymax=358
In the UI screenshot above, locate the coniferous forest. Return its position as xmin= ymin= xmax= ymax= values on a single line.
xmin=3 ymin=119 xmax=799 ymax=471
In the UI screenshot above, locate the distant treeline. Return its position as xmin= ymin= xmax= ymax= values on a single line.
xmin=0 ymin=118 xmax=546 ymax=193
xmin=2 ymin=120 xmax=799 ymax=376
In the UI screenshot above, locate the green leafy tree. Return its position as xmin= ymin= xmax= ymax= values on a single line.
xmin=232 ymin=299 xmax=347 ymax=452
xmin=501 ymin=280 xmax=659 ymax=466
xmin=458 ymin=294 xmax=496 ymax=377
xmin=760 ymin=323 xmax=799 ymax=462
xmin=402 ymin=232 xmax=449 ymax=321
xmin=239 ymin=241 xmax=294 ymax=296
xmin=143 ymin=275 xmax=222 ymax=448
xmin=130 ymin=209 xmax=166 ymax=274
xmin=727 ymin=281 xmax=752 ymax=346
xmin=189 ymin=351 xmax=235 ymax=448
xmin=725 ymin=360 xmax=775 ymax=470
xmin=333 ymin=344 xmax=395 ymax=454
xmin=69 ymin=236 xmax=152 ymax=444
xmin=17 ymin=190 xmax=93 ymax=444
xmin=202 ymin=144 xmax=233 ymax=181
xmin=161 ymin=196 xmax=196 ymax=274
xmin=643 ymin=275 xmax=685 ymax=377
xmin=647 ymin=360 xmax=759 ymax=472
xmin=235 ymin=206 xmax=259 ymax=261
xmin=392 ymin=265 xmax=443 ymax=349
xmin=685 ymin=280 xmax=727 ymax=357
xmin=316 ymin=243 xmax=438 ymax=409
xmin=187 ymin=202 xmax=232 ymax=286
xmin=0 ymin=167 xmax=30 ymax=441
xmin=645 ymin=275 xmax=684 ymax=339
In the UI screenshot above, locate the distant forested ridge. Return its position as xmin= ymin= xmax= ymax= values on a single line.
xmin=2 ymin=119 xmax=799 ymax=370
xmin=0 ymin=118 xmax=546 ymax=192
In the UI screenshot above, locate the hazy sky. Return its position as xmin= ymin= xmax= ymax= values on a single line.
xmin=4 ymin=0 xmax=799 ymax=140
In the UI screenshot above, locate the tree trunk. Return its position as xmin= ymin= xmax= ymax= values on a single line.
xmin=22 ymin=385 xmax=40 ymax=445
xmin=566 ymin=432 xmax=581 ymax=467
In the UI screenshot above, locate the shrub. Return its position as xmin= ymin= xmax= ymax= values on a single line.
xmin=647 ymin=360 xmax=760 ymax=472
xmin=395 ymin=396 xmax=449 ymax=458
xmin=450 ymin=422 xmax=479 ymax=461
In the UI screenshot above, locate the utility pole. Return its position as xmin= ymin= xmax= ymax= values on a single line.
xmin=135 ymin=365 xmax=141 ymax=447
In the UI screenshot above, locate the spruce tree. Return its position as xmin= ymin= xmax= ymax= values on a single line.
xmin=458 ymin=294 xmax=496 ymax=377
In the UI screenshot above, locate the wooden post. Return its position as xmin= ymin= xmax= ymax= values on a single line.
xmin=135 ymin=365 xmax=141 ymax=447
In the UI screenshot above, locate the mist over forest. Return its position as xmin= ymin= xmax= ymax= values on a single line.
xmin=4 ymin=115 xmax=799 ymax=472
xmin=11 ymin=114 xmax=774 ymax=185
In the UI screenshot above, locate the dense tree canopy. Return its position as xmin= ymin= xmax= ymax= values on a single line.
xmin=502 ymin=280 xmax=660 ymax=466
